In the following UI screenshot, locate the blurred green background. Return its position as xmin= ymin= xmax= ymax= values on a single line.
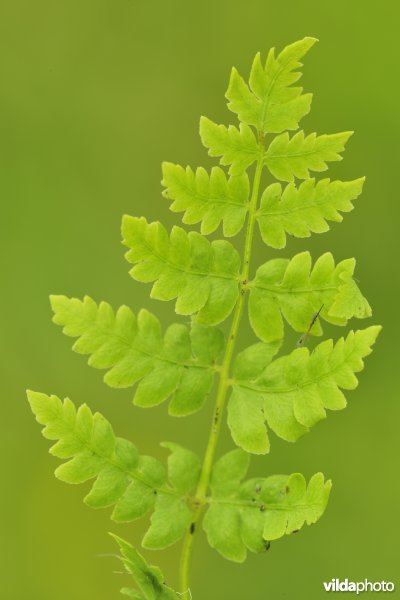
xmin=1 ymin=1 xmax=398 ymax=598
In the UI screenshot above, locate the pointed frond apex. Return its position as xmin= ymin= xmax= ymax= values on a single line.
xmin=226 ymin=37 xmax=317 ymax=133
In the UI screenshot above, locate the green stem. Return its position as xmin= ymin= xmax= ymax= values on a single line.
xmin=179 ymin=135 xmax=265 ymax=598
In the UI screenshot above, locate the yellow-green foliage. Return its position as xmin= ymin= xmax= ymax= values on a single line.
xmin=28 ymin=38 xmax=380 ymax=598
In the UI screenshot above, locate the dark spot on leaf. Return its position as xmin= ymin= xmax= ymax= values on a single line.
xmin=190 ymin=522 xmax=195 ymax=534
xmin=285 ymin=485 xmax=290 ymax=494
xmin=291 ymin=529 xmax=300 ymax=534
xmin=264 ymin=540 xmax=271 ymax=551
xmin=259 ymin=504 xmax=266 ymax=512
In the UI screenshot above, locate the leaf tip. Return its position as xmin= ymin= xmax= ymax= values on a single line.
xmin=229 ymin=65 xmax=239 ymax=78
xmin=161 ymin=160 xmax=174 ymax=178
xmin=26 ymin=389 xmax=47 ymax=410
xmin=49 ymin=294 xmax=66 ymax=312
xmin=369 ymin=324 xmax=383 ymax=340
xmin=26 ymin=389 xmax=37 ymax=408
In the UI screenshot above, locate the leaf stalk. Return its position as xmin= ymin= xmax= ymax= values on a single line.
xmin=179 ymin=136 xmax=266 ymax=597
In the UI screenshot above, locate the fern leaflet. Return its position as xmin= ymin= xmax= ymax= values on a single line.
xmin=199 ymin=117 xmax=259 ymax=175
xmin=203 ymin=449 xmax=331 ymax=561
xmin=50 ymin=295 xmax=223 ymax=415
xmin=122 ymin=216 xmax=241 ymax=325
xmin=248 ymin=251 xmax=371 ymax=342
xmin=256 ymin=177 xmax=365 ymax=248
xmin=227 ymin=326 xmax=381 ymax=453
xmin=265 ymin=130 xmax=353 ymax=182
xmin=161 ymin=162 xmax=250 ymax=237
xmin=28 ymin=391 xmax=200 ymax=549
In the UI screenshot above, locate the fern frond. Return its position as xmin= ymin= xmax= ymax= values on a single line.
xmin=161 ymin=163 xmax=250 ymax=237
xmin=256 ymin=178 xmax=365 ymax=248
xmin=111 ymin=534 xmax=178 ymax=599
xmin=203 ymin=449 xmax=331 ymax=561
xmin=248 ymin=251 xmax=371 ymax=342
xmin=199 ymin=116 xmax=259 ymax=175
xmin=227 ymin=326 xmax=381 ymax=454
xmin=50 ymin=295 xmax=223 ymax=416
xmin=226 ymin=37 xmax=317 ymax=133
xmin=265 ymin=130 xmax=353 ymax=182
xmin=27 ymin=38 xmax=381 ymax=593
xmin=122 ymin=216 xmax=241 ymax=324
xmin=27 ymin=391 xmax=200 ymax=549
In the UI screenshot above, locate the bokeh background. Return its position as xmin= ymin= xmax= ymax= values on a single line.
xmin=1 ymin=1 xmax=399 ymax=598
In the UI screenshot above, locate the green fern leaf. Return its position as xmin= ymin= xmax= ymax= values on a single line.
xmin=228 ymin=326 xmax=381 ymax=454
xmin=226 ymin=37 xmax=317 ymax=133
xmin=50 ymin=295 xmax=223 ymax=416
xmin=27 ymin=39 xmax=381 ymax=593
xmin=256 ymin=177 xmax=365 ymax=248
xmin=111 ymin=534 xmax=178 ymax=599
xmin=27 ymin=391 xmax=200 ymax=548
xmin=161 ymin=162 xmax=250 ymax=237
xmin=203 ymin=449 xmax=331 ymax=561
xmin=199 ymin=116 xmax=259 ymax=175
xmin=122 ymin=216 xmax=241 ymax=324
xmin=265 ymin=130 xmax=353 ymax=182
xmin=248 ymin=251 xmax=371 ymax=342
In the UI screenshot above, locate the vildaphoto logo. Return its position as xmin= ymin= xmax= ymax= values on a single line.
xmin=323 ymin=579 xmax=395 ymax=594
